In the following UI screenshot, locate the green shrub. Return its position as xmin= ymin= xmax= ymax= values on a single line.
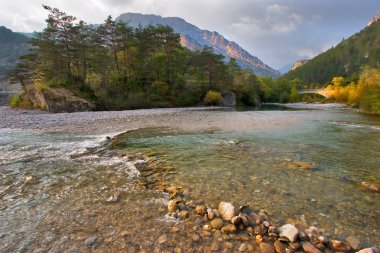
xmin=203 ymin=90 xmax=223 ymax=106
xmin=9 ymin=94 xmax=21 ymax=108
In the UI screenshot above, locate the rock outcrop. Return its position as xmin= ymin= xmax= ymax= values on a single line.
xmin=290 ymin=59 xmax=309 ymax=71
xmin=27 ymin=87 xmax=95 ymax=113
xmin=368 ymin=11 xmax=380 ymax=26
xmin=116 ymin=13 xmax=280 ymax=78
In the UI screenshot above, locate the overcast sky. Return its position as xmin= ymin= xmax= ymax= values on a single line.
xmin=1 ymin=0 xmax=379 ymax=69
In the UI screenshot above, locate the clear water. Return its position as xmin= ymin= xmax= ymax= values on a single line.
xmin=0 ymin=108 xmax=379 ymax=252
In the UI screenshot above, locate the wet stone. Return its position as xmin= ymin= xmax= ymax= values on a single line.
xmin=178 ymin=210 xmax=189 ymax=220
xmin=195 ymin=205 xmax=207 ymax=215
xmin=223 ymin=242 xmax=234 ymax=250
xmin=218 ymin=202 xmax=237 ymax=221
xmin=274 ymin=240 xmax=287 ymax=253
xmin=221 ymin=224 xmax=237 ymax=234
xmin=302 ymin=241 xmax=322 ymax=253
xmin=260 ymin=243 xmax=276 ymax=253
xmin=289 ymin=242 xmax=301 ymax=250
xmin=158 ymin=234 xmax=167 ymax=244
xmin=231 ymin=216 xmax=242 ymax=226
xmin=84 ymin=236 xmax=98 ymax=247
xmin=332 ymin=240 xmax=352 ymax=252
xmin=346 ymin=236 xmax=360 ymax=250
xmin=211 ymin=218 xmax=224 ymax=230
xmin=192 ymin=233 xmax=200 ymax=242
xmin=278 ymin=224 xmax=298 ymax=243
xmin=239 ymin=243 xmax=248 ymax=252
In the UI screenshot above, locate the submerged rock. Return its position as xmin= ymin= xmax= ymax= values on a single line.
xmin=178 ymin=210 xmax=189 ymax=220
xmin=274 ymin=240 xmax=287 ymax=253
xmin=84 ymin=236 xmax=98 ymax=247
xmin=167 ymin=199 xmax=180 ymax=213
xmin=218 ymin=202 xmax=237 ymax=221
xmin=195 ymin=205 xmax=207 ymax=215
xmin=260 ymin=243 xmax=275 ymax=253
xmin=221 ymin=224 xmax=237 ymax=233
xmin=302 ymin=241 xmax=321 ymax=253
xmin=278 ymin=224 xmax=299 ymax=243
xmin=292 ymin=161 xmax=314 ymax=170
xmin=211 ymin=218 xmax=224 ymax=230
xmin=158 ymin=234 xmax=167 ymax=244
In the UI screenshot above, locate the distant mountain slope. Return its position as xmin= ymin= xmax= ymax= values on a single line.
xmin=116 ymin=13 xmax=280 ymax=78
xmin=283 ymin=16 xmax=380 ymax=84
xmin=0 ymin=26 xmax=29 ymax=81
xmin=0 ymin=26 xmax=29 ymax=103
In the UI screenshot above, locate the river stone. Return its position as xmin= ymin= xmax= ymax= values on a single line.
xmin=274 ymin=240 xmax=287 ymax=253
xmin=195 ymin=205 xmax=207 ymax=215
xmin=84 ymin=236 xmax=98 ymax=247
xmin=218 ymin=202 xmax=237 ymax=221
xmin=221 ymin=224 xmax=237 ymax=233
xmin=167 ymin=200 xmax=179 ymax=213
xmin=158 ymin=234 xmax=167 ymax=244
xmin=239 ymin=243 xmax=248 ymax=252
xmin=251 ymin=212 xmax=264 ymax=224
xmin=256 ymin=235 xmax=263 ymax=244
xmin=224 ymin=242 xmax=234 ymax=249
xmin=346 ymin=236 xmax=360 ymax=250
xmin=231 ymin=216 xmax=242 ymax=226
xmin=263 ymin=221 xmax=270 ymax=227
xmin=211 ymin=218 xmax=224 ymax=230
xmin=192 ymin=233 xmax=200 ymax=242
xmin=207 ymin=209 xmax=215 ymax=220
xmin=332 ymin=240 xmax=352 ymax=252
xmin=356 ymin=248 xmax=380 ymax=253
xmin=302 ymin=241 xmax=321 ymax=253
xmin=178 ymin=210 xmax=189 ymax=220
xmin=278 ymin=224 xmax=299 ymax=242
xmin=260 ymin=243 xmax=276 ymax=253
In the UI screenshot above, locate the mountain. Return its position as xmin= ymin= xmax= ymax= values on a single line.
xmin=283 ymin=14 xmax=380 ymax=84
xmin=278 ymin=63 xmax=293 ymax=74
xmin=116 ymin=13 xmax=280 ymax=78
xmin=290 ymin=60 xmax=309 ymax=71
xmin=0 ymin=26 xmax=29 ymax=104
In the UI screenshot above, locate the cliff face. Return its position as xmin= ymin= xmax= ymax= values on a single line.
xmin=290 ymin=60 xmax=309 ymax=71
xmin=116 ymin=13 xmax=280 ymax=78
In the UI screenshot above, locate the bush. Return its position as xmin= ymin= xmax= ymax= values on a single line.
xmin=9 ymin=94 xmax=21 ymax=108
xmin=203 ymin=90 xmax=223 ymax=106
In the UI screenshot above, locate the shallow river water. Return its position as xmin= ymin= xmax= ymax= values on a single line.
xmin=0 ymin=106 xmax=379 ymax=252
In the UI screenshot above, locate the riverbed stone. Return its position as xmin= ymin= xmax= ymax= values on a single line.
xmin=178 ymin=210 xmax=189 ymax=220
xmin=260 ymin=243 xmax=276 ymax=253
xmin=302 ymin=241 xmax=321 ymax=253
xmin=211 ymin=218 xmax=224 ymax=230
xmin=356 ymin=248 xmax=380 ymax=253
xmin=332 ymin=240 xmax=352 ymax=252
xmin=195 ymin=205 xmax=207 ymax=215
xmin=218 ymin=202 xmax=237 ymax=221
xmin=239 ymin=243 xmax=248 ymax=252
xmin=84 ymin=236 xmax=98 ymax=247
xmin=231 ymin=216 xmax=242 ymax=226
xmin=207 ymin=209 xmax=215 ymax=220
xmin=167 ymin=200 xmax=179 ymax=213
xmin=224 ymin=242 xmax=234 ymax=249
xmin=221 ymin=224 xmax=237 ymax=233
xmin=278 ymin=224 xmax=299 ymax=242
xmin=346 ymin=236 xmax=360 ymax=250
xmin=274 ymin=240 xmax=287 ymax=253
xmin=158 ymin=234 xmax=167 ymax=244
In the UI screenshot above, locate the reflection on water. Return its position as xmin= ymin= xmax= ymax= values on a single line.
xmin=0 ymin=109 xmax=379 ymax=252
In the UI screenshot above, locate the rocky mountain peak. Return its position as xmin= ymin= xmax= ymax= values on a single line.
xmin=290 ymin=60 xmax=309 ymax=71
xmin=368 ymin=11 xmax=380 ymax=26
xmin=116 ymin=13 xmax=280 ymax=77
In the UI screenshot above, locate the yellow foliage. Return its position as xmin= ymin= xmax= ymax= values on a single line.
xmin=203 ymin=90 xmax=223 ymax=106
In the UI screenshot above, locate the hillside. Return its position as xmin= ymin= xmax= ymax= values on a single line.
xmin=0 ymin=26 xmax=29 ymax=104
xmin=116 ymin=13 xmax=280 ymax=78
xmin=283 ymin=18 xmax=380 ymax=85
xmin=0 ymin=26 xmax=29 ymax=81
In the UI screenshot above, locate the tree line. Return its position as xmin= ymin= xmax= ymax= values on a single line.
xmin=11 ymin=6 xmax=283 ymax=109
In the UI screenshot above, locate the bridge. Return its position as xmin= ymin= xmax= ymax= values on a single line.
xmin=298 ymin=88 xmax=332 ymax=98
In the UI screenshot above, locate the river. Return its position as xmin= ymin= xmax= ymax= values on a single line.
xmin=0 ymin=105 xmax=379 ymax=252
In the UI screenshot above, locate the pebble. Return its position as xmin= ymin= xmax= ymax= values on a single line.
xmin=120 ymin=231 xmax=129 ymax=237
xmin=278 ymin=224 xmax=299 ymax=242
xmin=178 ymin=210 xmax=189 ymax=220
xmin=260 ymin=243 xmax=276 ymax=253
xmin=346 ymin=236 xmax=360 ymax=250
xmin=192 ymin=233 xmax=200 ymax=242
xmin=203 ymin=224 xmax=212 ymax=231
xmin=218 ymin=202 xmax=237 ymax=221
xmin=211 ymin=241 xmax=219 ymax=251
xmin=195 ymin=205 xmax=207 ymax=215
xmin=167 ymin=200 xmax=179 ymax=213
xmin=224 ymin=242 xmax=234 ymax=249
xmin=263 ymin=221 xmax=270 ymax=227
xmin=84 ymin=236 xmax=98 ymax=247
xmin=207 ymin=209 xmax=215 ymax=220
xmin=274 ymin=240 xmax=287 ymax=253
xmin=231 ymin=216 xmax=242 ymax=226
xmin=302 ymin=241 xmax=321 ymax=253
xmin=211 ymin=218 xmax=224 ymax=230
xmin=158 ymin=234 xmax=167 ymax=244
xmin=256 ymin=235 xmax=263 ymax=244
xmin=171 ymin=227 xmax=180 ymax=233
xmin=221 ymin=224 xmax=237 ymax=233
xmin=356 ymin=248 xmax=380 ymax=253
xmin=332 ymin=240 xmax=352 ymax=252
xmin=239 ymin=243 xmax=248 ymax=252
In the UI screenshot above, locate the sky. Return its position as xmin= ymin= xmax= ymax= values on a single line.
xmin=1 ymin=0 xmax=379 ymax=70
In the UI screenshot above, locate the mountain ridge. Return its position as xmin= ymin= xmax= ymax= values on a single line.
xmin=116 ymin=13 xmax=280 ymax=78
